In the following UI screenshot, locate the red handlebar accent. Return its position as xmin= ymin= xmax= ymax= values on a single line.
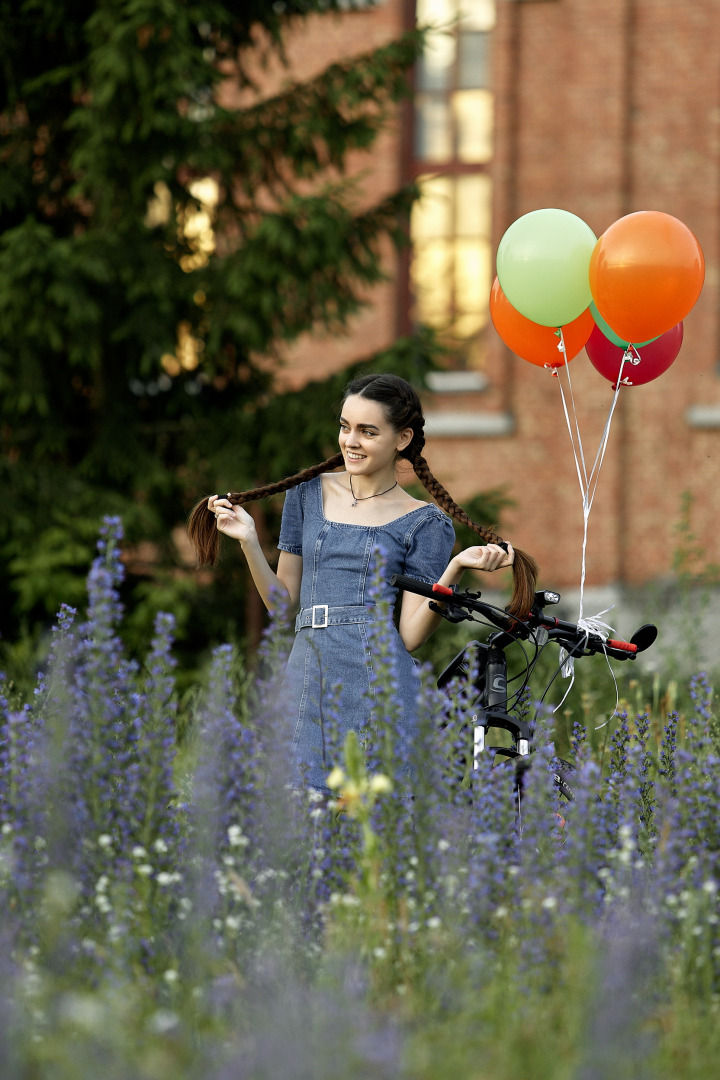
xmin=432 ymin=583 xmax=454 ymax=596
xmin=607 ymin=638 xmax=638 ymax=653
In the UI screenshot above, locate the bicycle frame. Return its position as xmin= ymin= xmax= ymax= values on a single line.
xmin=391 ymin=575 xmax=657 ymax=792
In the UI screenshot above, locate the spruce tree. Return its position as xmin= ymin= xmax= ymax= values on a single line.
xmin=0 ymin=1 xmax=431 ymax=667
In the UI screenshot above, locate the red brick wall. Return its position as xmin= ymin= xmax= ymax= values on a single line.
xmin=226 ymin=1 xmax=410 ymax=390
xmin=451 ymin=0 xmax=720 ymax=589
xmin=245 ymin=0 xmax=720 ymax=591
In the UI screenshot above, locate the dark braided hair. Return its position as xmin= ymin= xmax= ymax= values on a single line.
xmin=187 ymin=373 xmax=538 ymax=618
xmin=187 ymin=452 xmax=344 ymax=568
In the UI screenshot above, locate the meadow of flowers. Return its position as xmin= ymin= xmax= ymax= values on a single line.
xmin=1 ymin=518 xmax=719 ymax=1079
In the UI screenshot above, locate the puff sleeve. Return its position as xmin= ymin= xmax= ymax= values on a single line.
xmin=402 ymin=509 xmax=456 ymax=584
xmin=277 ymin=485 xmax=304 ymax=557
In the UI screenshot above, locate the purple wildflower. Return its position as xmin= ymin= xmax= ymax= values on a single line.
xmin=658 ymin=710 xmax=679 ymax=796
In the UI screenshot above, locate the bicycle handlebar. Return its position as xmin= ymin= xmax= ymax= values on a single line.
xmin=390 ymin=574 xmax=657 ymax=661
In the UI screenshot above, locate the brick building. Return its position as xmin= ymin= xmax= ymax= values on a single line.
xmin=256 ymin=0 xmax=720 ymax=594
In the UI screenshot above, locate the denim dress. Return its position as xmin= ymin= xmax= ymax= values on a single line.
xmin=278 ymin=476 xmax=456 ymax=789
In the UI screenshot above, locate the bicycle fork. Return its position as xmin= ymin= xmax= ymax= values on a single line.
xmin=472 ymin=644 xmax=531 ymax=769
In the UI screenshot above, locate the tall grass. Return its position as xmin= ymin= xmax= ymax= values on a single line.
xmin=1 ymin=518 xmax=719 ymax=1079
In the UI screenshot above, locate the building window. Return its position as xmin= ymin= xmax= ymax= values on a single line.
xmin=410 ymin=0 xmax=495 ymax=368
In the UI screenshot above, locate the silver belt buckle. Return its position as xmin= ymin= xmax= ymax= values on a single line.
xmin=311 ymin=604 xmax=329 ymax=628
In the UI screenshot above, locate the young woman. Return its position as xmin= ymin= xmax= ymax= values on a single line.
xmin=188 ymin=373 xmax=538 ymax=789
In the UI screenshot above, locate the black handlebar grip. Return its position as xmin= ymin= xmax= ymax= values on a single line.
xmin=390 ymin=574 xmax=441 ymax=600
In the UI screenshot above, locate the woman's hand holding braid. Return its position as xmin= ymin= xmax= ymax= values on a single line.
xmin=208 ymin=495 xmax=257 ymax=546
xmin=207 ymin=494 xmax=300 ymax=614
xmin=452 ymin=542 xmax=515 ymax=574
xmin=399 ymin=542 xmax=515 ymax=652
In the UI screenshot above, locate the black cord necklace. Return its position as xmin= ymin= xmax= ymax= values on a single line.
xmin=349 ymin=475 xmax=398 ymax=507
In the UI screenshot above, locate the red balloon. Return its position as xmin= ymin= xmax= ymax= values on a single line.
xmin=589 ymin=211 xmax=704 ymax=343
xmin=585 ymin=322 xmax=684 ymax=388
xmin=490 ymin=278 xmax=594 ymax=368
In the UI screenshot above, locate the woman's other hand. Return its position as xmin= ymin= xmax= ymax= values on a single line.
xmin=454 ymin=542 xmax=514 ymax=573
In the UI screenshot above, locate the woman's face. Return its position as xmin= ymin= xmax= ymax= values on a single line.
xmin=338 ymin=395 xmax=412 ymax=476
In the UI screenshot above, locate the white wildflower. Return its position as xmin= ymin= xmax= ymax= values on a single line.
xmin=227 ymin=824 xmax=248 ymax=847
xmin=59 ymin=994 xmax=106 ymax=1031
xmin=147 ymin=1010 xmax=179 ymax=1034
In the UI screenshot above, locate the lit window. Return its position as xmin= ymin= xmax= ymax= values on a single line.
xmin=410 ymin=0 xmax=495 ymax=368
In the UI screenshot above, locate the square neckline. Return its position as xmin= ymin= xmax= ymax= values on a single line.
xmin=318 ymin=474 xmax=434 ymax=527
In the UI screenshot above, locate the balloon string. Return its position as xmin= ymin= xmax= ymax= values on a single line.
xmin=554 ymin=330 xmax=628 ymax=625
xmin=551 ymin=335 xmax=633 ymax=725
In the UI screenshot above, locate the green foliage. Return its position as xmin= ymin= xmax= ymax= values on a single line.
xmin=0 ymin=1 xmax=514 ymax=693
xmin=0 ymin=0 xmax=430 ymax=672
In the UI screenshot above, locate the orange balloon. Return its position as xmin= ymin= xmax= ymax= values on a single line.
xmin=490 ymin=278 xmax=594 ymax=367
xmin=589 ymin=211 xmax=704 ymax=343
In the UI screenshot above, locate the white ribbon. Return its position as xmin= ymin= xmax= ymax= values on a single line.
xmin=554 ymin=330 xmax=630 ymax=623
xmin=550 ymin=332 xmax=631 ymax=721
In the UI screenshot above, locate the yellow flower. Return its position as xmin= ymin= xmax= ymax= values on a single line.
xmin=326 ymin=766 xmax=345 ymax=790
xmin=368 ymin=773 xmax=392 ymax=795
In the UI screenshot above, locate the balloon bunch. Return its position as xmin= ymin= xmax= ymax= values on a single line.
xmin=490 ymin=208 xmax=704 ymax=639
xmin=492 ymin=207 xmax=704 ymax=388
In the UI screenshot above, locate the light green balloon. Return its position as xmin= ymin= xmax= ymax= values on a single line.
xmin=589 ymin=302 xmax=658 ymax=348
xmin=496 ymin=208 xmax=597 ymax=327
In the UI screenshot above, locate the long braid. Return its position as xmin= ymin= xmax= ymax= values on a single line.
xmin=412 ymin=454 xmax=502 ymax=545
xmin=411 ymin=452 xmax=538 ymax=618
xmin=391 ymin=390 xmax=538 ymax=619
xmin=187 ymin=452 xmax=344 ymax=566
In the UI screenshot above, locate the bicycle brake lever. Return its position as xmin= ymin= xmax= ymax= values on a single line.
xmin=429 ymin=600 xmax=468 ymax=623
